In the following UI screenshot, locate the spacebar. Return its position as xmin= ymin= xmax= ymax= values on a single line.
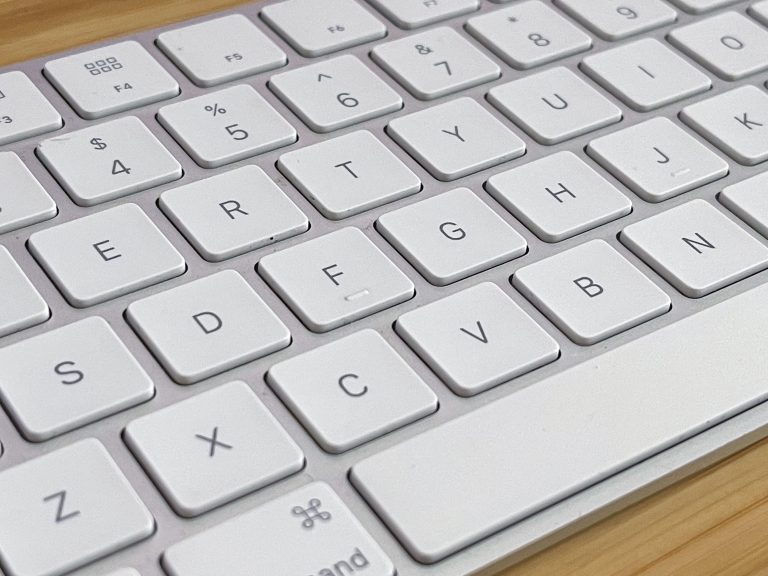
xmin=351 ymin=282 xmax=768 ymax=564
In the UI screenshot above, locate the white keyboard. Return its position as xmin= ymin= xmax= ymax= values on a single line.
xmin=2 ymin=1 xmax=768 ymax=575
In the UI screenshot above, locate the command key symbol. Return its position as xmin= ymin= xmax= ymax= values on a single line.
xmin=292 ymin=498 xmax=332 ymax=529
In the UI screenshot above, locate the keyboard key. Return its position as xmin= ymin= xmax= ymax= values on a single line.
xmin=28 ymin=203 xmax=185 ymax=308
xmin=351 ymin=278 xmax=768 ymax=563
xmin=668 ymin=0 xmax=739 ymax=13
xmin=720 ymin=172 xmax=768 ymax=238
xmin=106 ymin=570 xmax=140 ymax=576
xmin=680 ymin=86 xmax=768 ymax=166
xmin=163 ymin=482 xmax=394 ymax=576
xmin=368 ymin=0 xmax=479 ymax=29
xmin=277 ymin=130 xmax=420 ymax=220
xmin=267 ymin=330 xmax=438 ymax=452
xmin=158 ymin=84 xmax=296 ymax=168
xmin=0 ymin=439 xmax=154 ymax=576
xmin=258 ymin=227 xmax=414 ymax=332
xmin=37 ymin=116 xmax=182 ymax=206
xmin=377 ymin=187 xmax=527 ymax=285
xmin=125 ymin=381 xmax=303 ymax=517
xmin=157 ymin=14 xmax=286 ymax=87
xmin=465 ymin=1 xmax=592 ymax=70
xmin=0 ymin=152 xmax=56 ymax=234
xmin=387 ymin=97 xmax=526 ymax=181
xmin=486 ymin=151 xmax=632 ymax=242
xmin=126 ymin=270 xmax=290 ymax=384
xmin=0 ymin=317 xmax=153 ymax=442
xmin=261 ymin=0 xmax=386 ymax=57
xmin=488 ymin=67 xmax=622 ymax=145
xmin=270 ymin=55 xmax=402 ymax=133
xmin=554 ymin=0 xmax=677 ymax=41
xmin=44 ymin=40 xmax=179 ymax=119
xmin=0 ymin=71 xmax=62 ymax=145
xmin=160 ymin=165 xmax=308 ymax=261
xmin=668 ymin=12 xmax=768 ymax=80
xmin=582 ymin=38 xmax=711 ymax=112
xmin=513 ymin=240 xmax=670 ymax=344
xmin=396 ymin=282 xmax=559 ymax=396
xmin=0 ymin=246 xmax=48 ymax=339
xmin=621 ymin=199 xmax=768 ymax=297
xmin=371 ymin=26 xmax=500 ymax=100
xmin=587 ymin=117 xmax=728 ymax=202
xmin=750 ymin=1 xmax=768 ymax=26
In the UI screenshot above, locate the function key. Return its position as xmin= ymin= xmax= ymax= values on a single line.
xmin=368 ymin=0 xmax=479 ymax=29
xmin=0 ymin=71 xmax=62 ymax=145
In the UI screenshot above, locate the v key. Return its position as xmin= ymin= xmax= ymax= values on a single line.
xmin=459 ymin=321 xmax=488 ymax=344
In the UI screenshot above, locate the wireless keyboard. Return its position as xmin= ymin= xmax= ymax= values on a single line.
xmin=2 ymin=0 xmax=768 ymax=574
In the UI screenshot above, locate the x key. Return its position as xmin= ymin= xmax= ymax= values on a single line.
xmin=195 ymin=426 xmax=233 ymax=457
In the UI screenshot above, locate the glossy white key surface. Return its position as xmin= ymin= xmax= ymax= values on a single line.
xmin=0 ymin=317 xmax=153 ymax=442
xmin=125 ymin=381 xmax=304 ymax=517
xmin=0 ymin=439 xmax=154 ymax=576
xmin=0 ymin=152 xmax=56 ymax=234
xmin=750 ymin=0 xmax=768 ymax=25
xmin=668 ymin=0 xmax=739 ymax=13
xmin=0 ymin=71 xmax=62 ymax=145
xmin=368 ymin=0 xmax=479 ymax=28
xmin=720 ymin=171 xmax=768 ymax=238
xmin=352 ymin=280 xmax=768 ymax=562
xmin=0 ymin=246 xmax=49 ymax=339
xmin=554 ymin=0 xmax=677 ymax=41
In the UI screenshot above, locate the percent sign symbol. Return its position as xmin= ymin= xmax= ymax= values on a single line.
xmin=205 ymin=103 xmax=227 ymax=116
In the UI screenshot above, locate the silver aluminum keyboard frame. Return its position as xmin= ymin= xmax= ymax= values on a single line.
xmin=2 ymin=1 xmax=768 ymax=574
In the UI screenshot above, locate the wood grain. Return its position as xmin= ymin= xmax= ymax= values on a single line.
xmin=3 ymin=1 xmax=768 ymax=574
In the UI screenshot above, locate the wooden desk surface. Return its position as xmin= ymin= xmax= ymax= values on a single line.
xmin=3 ymin=1 xmax=768 ymax=574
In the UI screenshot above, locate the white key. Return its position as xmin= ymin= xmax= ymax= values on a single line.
xmin=368 ymin=0 xmax=479 ymax=29
xmin=486 ymin=151 xmax=632 ymax=242
xmin=0 ymin=152 xmax=56 ymax=234
xmin=0 ymin=439 xmax=154 ymax=576
xmin=668 ymin=12 xmax=768 ymax=80
xmin=44 ymin=40 xmax=179 ymax=119
xmin=750 ymin=1 xmax=768 ymax=26
xmin=160 ymin=165 xmax=308 ymax=261
xmin=0 ymin=71 xmax=62 ymax=145
xmin=270 ymin=55 xmax=402 ymax=133
xmin=396 ymin=282 xmax=559 ymax=396
xmin=105 ymin=570 xmax=140 ymax=576
xmin=371 ymin=27 xmax=500 ymax=100
xmin=0 ymin=317 xmax=153 ymax=442
xmin=158 ymin=84 xmax=296 ymax=168
xmin=125 ymin=381 xmax=303 ymax=517
xmin=261 ymin=0 xmax=386 ymax=57
xmin=680 ymin=86 xmax=768 ymax=166
xmin=720 ymin=172 xmax=768 ymax=238
xmin=28 ymin=204 xmax=186 ymax=308
xmin=582 ymin=38 xmax=711 ymax=112
xmin=37 ymin=116 xmax=182 ymax=206
xmin=351 ymin=279 xmax=768 ymax=563
xmin=668 ymin=0 xmax=739 ymax=13
xmin=126 ymin=270 xmax=290 ymax=384
xmin=267 ymin=330 xmax=438 ymax=452
xmin=0 ymin=246 xmax=48 ymax=339
xmin=621 ymin=199 xmax=768 ymax=298
xmin=513 ymin=240 xmax=670 ymax=344
xmin=553 ymin=0 xmax=677 ymax=41
xmin=387 ymin=97 xmax=526 ymax=181
xmin=377 ymin=187 xmax=527 ymax=285
xmin=488 ymin=67 xmax=622 ymax=145
xmin=277 ymin=130 xmax=420 ymax=220
xmin=465 ymin=1 xmax=592 ymax=70
xmin=587 ymin=117 xmax=729 ymax=202
xmin=258 ymin=227 xmax=414 ymax=332
xmin=163 ymin=482 xmax=394 ymax=576
xmin=157 ymin=14 xmax=286 ymax=87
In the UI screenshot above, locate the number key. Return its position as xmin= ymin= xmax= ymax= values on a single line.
xmin=0 ymin=71 xmax=62 ymax=145
xmin=554 ymin=0 xmax=677 ymax=41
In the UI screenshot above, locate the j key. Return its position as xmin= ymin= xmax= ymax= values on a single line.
xmin=720 ymin=172 xmax=768 ymax=239
xmin=157 ymin=14 xmax=287 ymax=87
xmin=668 ymin=12 xmax=768 ymax=80
xmin=621 ymin=199 xmax=768 ymax=298
xmin=157 ymin=84 xmax=296 ymax=168
xmin=0 ymin=439 xmax=154 ymax=576
xmin=554 ymin=0 xmax=677 ymax=41
xmin=0 ymin=71 xmax=62 ymax=145
xmin=125 ymin=381 xmax=303 ymax=517
xmin=270 ymin=55 xmax=402 ymax=133
xmin=258 ymin=227 xmax=414 ymax=332
xmin=261 ymin=0 xmax=386 ymax=57
xmin=668 ymin=0 xmax=739 ymax=14
xmin=371 ymin=26 xmax=500 ymax=100
xmin=0 ymin=317 xmax=153 ymax=442
xmin=44 ymin=40 xmax=179 ymax=119
xmin=0 ymin=246 xmax=49 ymax=339
xmin=465 ymin=1 xmax=592 ymax=70
xmin=162 ymin=482 xmax=394 ymax=576
xmin=268 ymin=330 xmax=437 ymax=453
xmin=368 ymin=0 xmax=479 ymax=29
xmin=0 ymin=152 xmax=57 ymax=235
xmin=28 ymin=203 xmax=186 ymax=307
xmin=37 ymin=116 xmax=182 ymax=206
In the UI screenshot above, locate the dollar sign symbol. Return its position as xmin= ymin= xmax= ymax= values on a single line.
xmin=90 ymin=137 xmax=107 ymax=151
